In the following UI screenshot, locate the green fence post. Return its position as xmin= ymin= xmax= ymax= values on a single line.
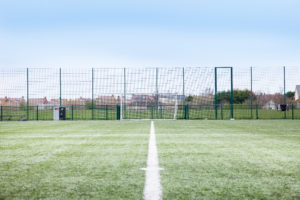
xmin=182 ymin=67 xmax=185 ymax=101
xmin=151 ymin=106 xmax=154 ymax=119
xmin=292 ymin=104 xmax=294 ymax=120
xmin=117 ymin=104 xmax=120 ymax=120
xmin=105 ymin=105 xmax=108 ymax=120
xmin=36 ymin=106 xmax=38 ymax=120
xmin=184 ymin=104 xmax=187 ymax=120
xmin=92 ymin=68 xmax=94 ymax=120
xmin=283 ymin=66 xmax=286 ymax=119
xmin=214 ymin=67 xmax=218 ymax=120
xmin=71 ymin=105 xmax=74 ymax=120
xmin=160 ymin=105 xmax=162 ymax=119
xmin=156 ymin=68 xmax=159 ymax=110
xmin=59 ymin=68 xmax=62 ymax=106
xmin=221 ymin=104 xmax=223 ymax=120
xmin=27 ymin=68 xmax=29 ymax=120
xmin=1 ymin=105 xmax=2 ymax=121
xmin=123 ymin=68 xmax=127 ymax=119
xmin=256 ymin=104 xmax=259 ymax=119
xmin=186 ymin=104 xmax=189 ymax=119
xmin=250 ymin=67 xmax=253 ymax=119
xmin=230 ymin=67 xmax=234 ymax=119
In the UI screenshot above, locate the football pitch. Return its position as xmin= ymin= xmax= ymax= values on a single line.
xmin=0 ymin=120 xmax=300 ymax=199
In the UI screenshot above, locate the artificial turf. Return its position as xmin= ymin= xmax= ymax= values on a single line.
xmin=155 ymin=120 xmax=300 ymax=200
xmin=0 ymin=121 xmax=149 ymax=199
xmin=0 ymin=120 xmax=300 ymax=199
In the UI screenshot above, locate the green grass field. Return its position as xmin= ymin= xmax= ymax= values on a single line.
xmin=1 ymin=120 xmax=300 ymax=199
xmin=156 ymin=121 xmax=300 ymax=199
xmin=0 ymin=121 xmax=149 ymax=199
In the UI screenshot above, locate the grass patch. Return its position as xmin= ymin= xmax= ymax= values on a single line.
xmin=155 ymin=120 xmax=300 ymax=200
xmin=0 ymin=121 xmax=149 ymax=199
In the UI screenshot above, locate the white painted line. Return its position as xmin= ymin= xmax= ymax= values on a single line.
xmin=143 ymin=121 xmax=163 ymax=200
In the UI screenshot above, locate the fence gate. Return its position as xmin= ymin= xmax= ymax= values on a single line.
xmin=215 ymin=67 xmax=233 ymax=119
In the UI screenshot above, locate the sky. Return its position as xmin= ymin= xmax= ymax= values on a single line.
xmin=0 ymin=0 xmax=300 ymax=69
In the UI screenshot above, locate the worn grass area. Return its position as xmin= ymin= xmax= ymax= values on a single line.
xmin=0 ymin=121 xmax=149 ymax=199
xmin=155 ymin=120 xmax=300 ymax=200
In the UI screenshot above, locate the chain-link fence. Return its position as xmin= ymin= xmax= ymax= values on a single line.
xmin=0 ymin=67 xmax=299 ymax=120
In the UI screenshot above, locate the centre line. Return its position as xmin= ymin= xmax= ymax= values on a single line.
xmin=142 ymin=121 xmax=163 ymax=200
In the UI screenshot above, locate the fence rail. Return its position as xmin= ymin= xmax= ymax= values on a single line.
xmin=1 ymin=67 xmax=299 ymax=120
xmin=0 ymin=104 xmax=299 ymax=121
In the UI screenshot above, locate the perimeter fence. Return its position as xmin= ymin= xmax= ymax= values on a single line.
xmin=1 ymin=66 xmax=300 ymax=121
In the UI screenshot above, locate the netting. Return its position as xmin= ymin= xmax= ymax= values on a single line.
xmin=1 ymin=66 xmax=300 ymax=120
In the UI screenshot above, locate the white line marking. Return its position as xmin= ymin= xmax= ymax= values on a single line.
xmin=143 ymin=121 xmax=163 ymax=200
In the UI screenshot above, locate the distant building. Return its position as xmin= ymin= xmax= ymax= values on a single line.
xmin=30 ymin=98 xmax=44 ymax=105
xmin=0 ymin=96 xmax=25 ymax=106
xmin=95 ymin=95 xmax=117 ymax=104
xmin=131 ymin=94 xmax=153 ymax=103
xmin=78 ymin=97 xmax=90 ymax=103
xmin=262 ymin=100 xmax=276 ymax=110
xmin=159 ymin=94 xmax=185 ymax=104
xmin=295 ymin=85 xmax=300 ymax=101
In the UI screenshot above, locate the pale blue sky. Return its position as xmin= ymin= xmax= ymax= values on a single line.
xmin=0 ymin=0 xmax=299 ymax=68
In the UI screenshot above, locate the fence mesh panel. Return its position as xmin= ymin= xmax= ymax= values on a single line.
xmin=0 ymin=67 xmax=300 ymax=120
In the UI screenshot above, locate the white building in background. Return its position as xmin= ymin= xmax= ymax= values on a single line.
xmin=262 ymin=100 xmax=276 ymax=110
xmin=295 ymin=85 xmax=300 ymax=101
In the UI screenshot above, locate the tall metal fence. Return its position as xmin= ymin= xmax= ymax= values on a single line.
xmin=0 ymin=67 xmax=300 ymax=120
